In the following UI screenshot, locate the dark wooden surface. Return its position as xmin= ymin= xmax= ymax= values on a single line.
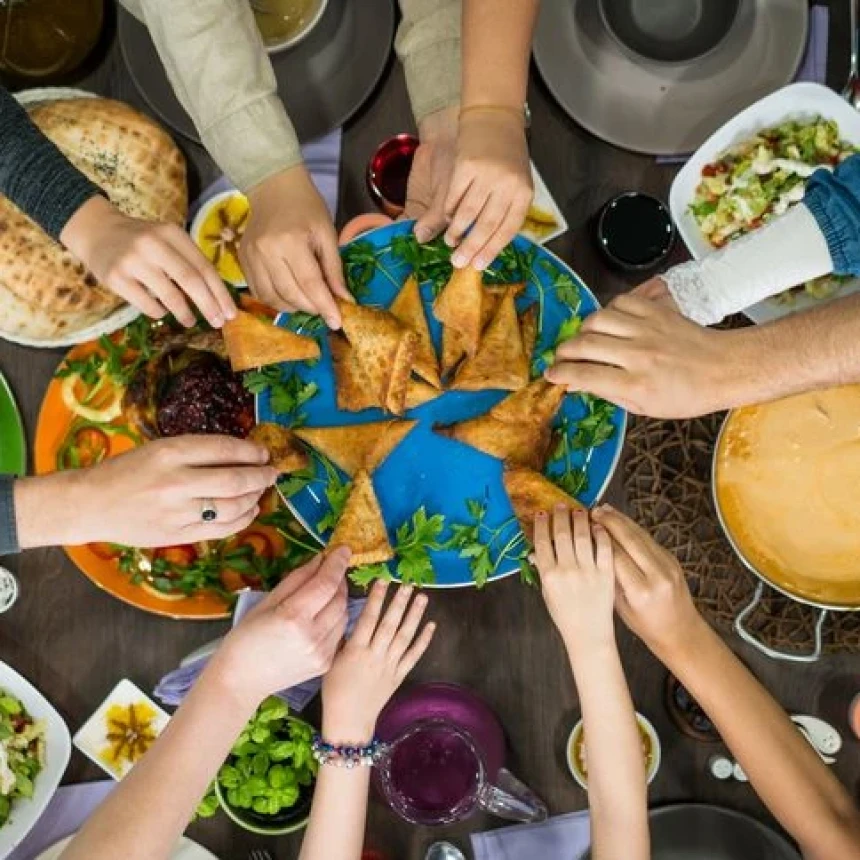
xmin=2 ymin=3 xmax=859 ymax=858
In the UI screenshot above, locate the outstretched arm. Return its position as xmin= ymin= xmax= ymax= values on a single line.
xmin=407 ymin=0 xmax=537 ymax=270
xmin=546 ymin=289 xmax=860 ymax=418
xmin=61 ymin=551 xmax=350 ymax=860
xmin=298 ymin=582 xmax=435 ymax=860
xmin=595 ymin=506 xmax=860 ymax=860
xmin=534 ymin=507 xmax=649 ymax=860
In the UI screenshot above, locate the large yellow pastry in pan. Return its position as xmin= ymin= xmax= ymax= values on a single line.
xmin=0 ymin=97 xmax=187 ymax=340
xmin=715 ymin=385 xmax=860 ymax=608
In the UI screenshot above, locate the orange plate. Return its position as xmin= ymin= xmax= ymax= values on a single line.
xmin=34 ymin=340 xmax=282 ymax=620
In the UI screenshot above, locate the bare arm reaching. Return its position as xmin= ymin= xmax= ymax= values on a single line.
xmin=594 ymin=505 xmax=860 ymax=860
xmin=534 ymin=507 xmax=649 ymax=860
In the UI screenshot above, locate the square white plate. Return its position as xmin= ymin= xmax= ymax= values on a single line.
xmin=521 ymin=162 xmax=569 ymax=246
xmin=0 ymin=662 xmax=70 ymax=860
xmin=73 ymin=680 xmax=169 ymax=781
xmin=669 ymin=82 xmax=860 ymax=323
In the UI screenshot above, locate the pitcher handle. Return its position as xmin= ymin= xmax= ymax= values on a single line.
xmin=477 ymin=767 xmax=548 ymax=823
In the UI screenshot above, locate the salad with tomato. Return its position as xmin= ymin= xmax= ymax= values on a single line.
xmin=690 ymin=117 xmax=858 ymax=302
xmin=0 ymin=691 xmax=46 ymax=829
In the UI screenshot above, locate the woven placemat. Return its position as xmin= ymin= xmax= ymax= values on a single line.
xmin=622 ymin=412 xmax=860 ymax=656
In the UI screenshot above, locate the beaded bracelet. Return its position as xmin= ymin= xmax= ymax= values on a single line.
xmin=312 ymin=734 xmax=383 ymax=769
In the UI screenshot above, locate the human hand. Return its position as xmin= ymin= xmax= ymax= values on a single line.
xmin=545 ymin=293 xmax=741 ymax=418
xmin=438 ymin=108 xmax=533 ymax=271
xmin=590 ymin=505 xmax=703 ymax=659
xmin=534 ymin=506 xmax=616 ymax=656
xmin=240 ymin=166 xmax=351 ymax=328
xmin=406 ymin=107 xmax=458 ymax=238
xmin=321 ymin=581 xmax=435 ymax=741
xmin=630 ymin=276 xmax=679 ymax=308
xmin=60 ymin=195 xmax=236 ymax=329
xmin=210 ymin=549 xmax=350 ymax=709
xmin=60 ymin=435 xmax=278 ymax=547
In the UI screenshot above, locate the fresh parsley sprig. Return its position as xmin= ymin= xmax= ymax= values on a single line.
xmin=389 ymin=234 xmax=453 ymax=297
xmin=445 ymin=499 xmax=528 ymax=589
xmin=341 ymin=241 xmax=377 ymax=299
xmin=394 ymin=506 xmax=446 ymax=586
xmin=349 ymin=563 xmax=394 ymax=588
xmin=243 ymin=367 xmax=319 ymax=426
xmin=570 ymin=394 xmax=616 ymax=450
xmin=315 ymin=457 xmax=351 ymax=534
xmin=533 ymin=312 xmax=582 ymax=375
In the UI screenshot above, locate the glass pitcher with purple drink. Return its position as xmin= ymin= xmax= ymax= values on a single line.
xmin=372 ymin=680 xmax=549 ymax=826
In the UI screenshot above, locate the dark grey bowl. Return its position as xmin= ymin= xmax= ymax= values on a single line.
xmin=599 ymin=0 xmax=742 ymax=64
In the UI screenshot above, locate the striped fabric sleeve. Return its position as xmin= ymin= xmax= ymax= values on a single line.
xmin=0 ymin=85 xmax=101 ymax=240
xmin=0 ymin=476 xmax=19 ymax=557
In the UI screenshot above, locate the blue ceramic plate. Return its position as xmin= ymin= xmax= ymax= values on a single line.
xmin=256 ymin=221 xmax=626 ymax=588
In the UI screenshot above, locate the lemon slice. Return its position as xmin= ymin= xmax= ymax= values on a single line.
xmin=192 ymin=191 xmax=250 ymax=286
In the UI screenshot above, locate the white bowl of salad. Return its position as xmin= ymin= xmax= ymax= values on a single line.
xmin=669 ymin=82 xmax=860 ymax=323
xmin=0 ymin=662 xmax=70 ymax=857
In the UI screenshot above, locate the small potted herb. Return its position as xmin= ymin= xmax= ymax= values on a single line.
xmin=198 ymin=697 xmax=317 ymax=835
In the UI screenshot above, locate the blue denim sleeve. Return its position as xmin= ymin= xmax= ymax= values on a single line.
xmin=804 ymin=153 xmax=860 ymax=276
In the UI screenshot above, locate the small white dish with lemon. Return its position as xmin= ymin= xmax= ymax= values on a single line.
xmin=190 ymin=191 xmax=251 ymax=288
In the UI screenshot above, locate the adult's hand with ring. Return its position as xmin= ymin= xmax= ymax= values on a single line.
xmin=14 ymin=436 xmax=279 ymax=550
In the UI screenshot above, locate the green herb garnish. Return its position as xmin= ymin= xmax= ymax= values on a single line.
xmin=444 ymin=499 xmax=527 ymax=589
xmin=393 ymin=506 xmax=446 ymax=587
xmin=243 ymin=367 xmax=319 ymax=426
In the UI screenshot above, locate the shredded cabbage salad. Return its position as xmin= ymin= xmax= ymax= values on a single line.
xmin=0 ymin=691 xmax=46 ymax=828
xmin=691 ymin=117 xmax=859 ymax=302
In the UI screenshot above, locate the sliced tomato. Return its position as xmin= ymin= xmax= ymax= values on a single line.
xmin=701 ymin=163 xmax=717 ymax=178
xmin=89 ymin=542 xmax=120 ymax=561
xmin=220 ymin=569 xmax=246 ymax=593
xmin=235 ymin=528 xmax=275 ymax=559
xmin=61 ymin=425 xmax=110 ymax=470
xmin=238 ymin=294 xmax=277 ymax=319
xmin=155 ymin=545 xmax=198 ymax=567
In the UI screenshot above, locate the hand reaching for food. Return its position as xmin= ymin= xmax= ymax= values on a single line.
xmin=533 ymin=506 xmax=617 ymax=656
xmin=239 ymin=166 xmax=352 ymax=329
xmin=212 ymin=549 xmax=350 ymax=708
xmin=14 ymin=435 xmax=279 ymax=550
xmin=440 ymin=108 xmax=533 ymax=272
xmin=60 ymin=195 xmax=237 ymax=330
xmin=406 ymin=107 xmax=458 ymax=239
xmin=591 ymin=504 xmax=703 ymax=659
xmin=322 ymin=581 xmax=435 ymax=742
xmin=545 ymin=293 xmax=741 ymax=418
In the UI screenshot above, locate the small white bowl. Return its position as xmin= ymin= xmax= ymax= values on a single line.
xmin=0 ymin=662 xmax=71 ymax=858
xmin=566 ymin=712 xmax=661 ymax=789
xmin=189 ymin=189 xmax=250 ymax=288
xmin=256 ymin=0 xmax=330 ymax=54
xmin=669 ymin=82 xmax=860 ymax=324
xmin=73 ymin=679 xmax=169 ymax=780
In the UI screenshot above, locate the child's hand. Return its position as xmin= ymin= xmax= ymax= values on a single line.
xmin=591 ymin=505 xmax=702 ymax=658
xmin=321 ymin=582 xmax=435 ymax=742
xmin=212 ymin=549 xmax=349 ymax=709
xmin=534 ymin=506 xmax=616 ymax=656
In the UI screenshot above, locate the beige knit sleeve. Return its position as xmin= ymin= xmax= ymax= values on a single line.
xmin=396 ymin=0 xmax=462 ymax=123
xmin=120 ymin=0 xmax=303 ymax=192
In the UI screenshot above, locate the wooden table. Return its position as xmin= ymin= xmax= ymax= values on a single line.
xmin=2 ymin=3 xmax=858 ymax=858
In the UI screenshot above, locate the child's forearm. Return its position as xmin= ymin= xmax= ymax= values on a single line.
xmin=62 ymin=661 xmax=257 ymax=860
xmin=664 ymin=619 xmax=860 ymax=860
xmin=567 ymin=641 xmax=649 ymax=860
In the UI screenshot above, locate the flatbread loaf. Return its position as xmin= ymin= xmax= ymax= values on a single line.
xmin=0 ymin=97 xmax=187 ymax=340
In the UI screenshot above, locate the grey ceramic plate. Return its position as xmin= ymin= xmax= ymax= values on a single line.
xmin=118 ymin=0 xmax=394 ymax=144
xmin=533 ymin=0 xmax=808 ymax=155
xmin=648 ymin=804 xmax=800 ymax=859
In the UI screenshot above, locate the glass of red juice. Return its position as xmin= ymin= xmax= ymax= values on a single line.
xmin=367 ymin=134 xmax=419 ymax=218
xmin=375 ymin=718 xmax=546 ymax=826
